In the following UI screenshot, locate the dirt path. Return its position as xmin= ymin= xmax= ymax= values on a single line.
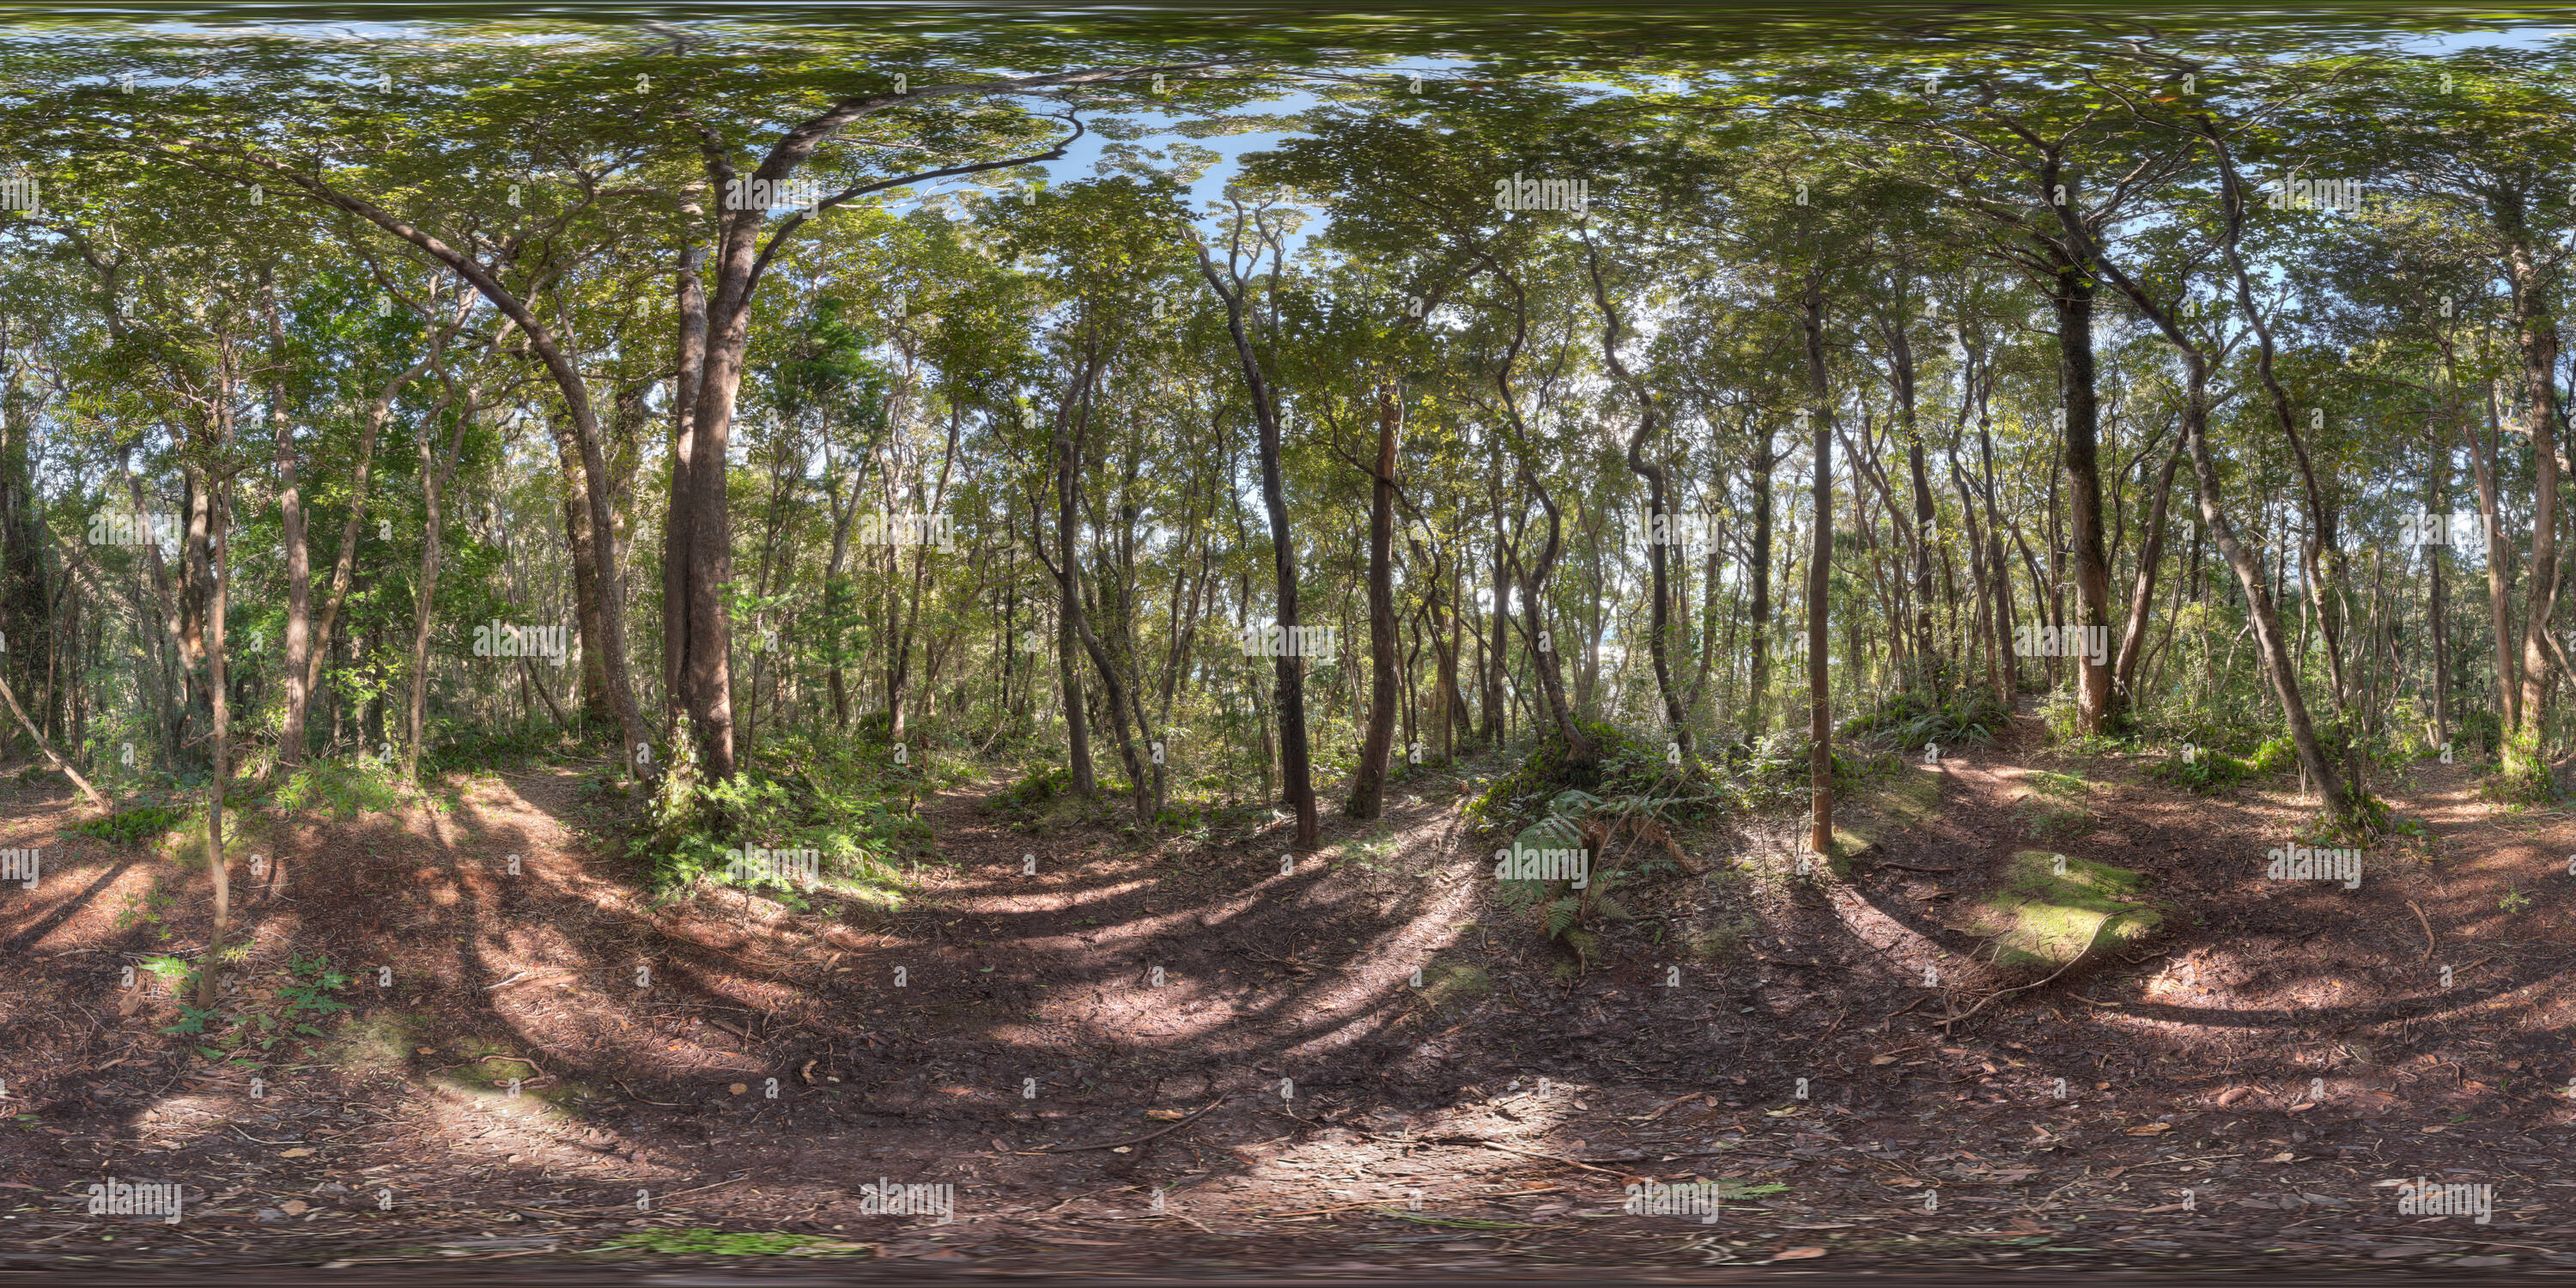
xmin=3 ymin=747 xmax=2573 ymax=1275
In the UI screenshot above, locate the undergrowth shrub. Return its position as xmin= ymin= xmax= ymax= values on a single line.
xmin=1840 ymin=686 xmax=2011 ymax=751
xmin=629 ymin=717 xmax=929 ymax=905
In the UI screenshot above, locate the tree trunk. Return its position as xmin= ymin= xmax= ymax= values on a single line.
xmin=1801 ymin=273 xmax=1834 ymax=856
xmin=2114 ymin=433 xmax=2184 ymax=701
xmin=1747 ymin=422 xmax=1777 ymax=738
xmin=401 ymin=385 xmax=473 ymax=785
xmin=2054 ymin=257 xmax=2117 ymax=732
xmin=1194 ymin=237 xmax=1317 ymax=849
xmin=198 ymin=481 xmax=231 ymax=1012
xmin=1510 ymin=469 xmax=1595 ymax=769
xmin=1346 ymin=379 xmax=1401 ymax=818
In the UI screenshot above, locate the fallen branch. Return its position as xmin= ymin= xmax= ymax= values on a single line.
xmin=1031 ymin=1094 xmax=1227 ymax=1152
xmin=0 ymin=669 xmax=107 ymax=811
xmin=612 ymin=1078 xmax=689 ymax=1107
xmin=1939 ymin=909 xmax=2139 ymax=1030
xmin=2408 ymin=900 xmax=2435 ymax=961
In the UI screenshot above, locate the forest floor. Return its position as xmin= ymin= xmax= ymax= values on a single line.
xmin=3 ymin=718 xmax=2576 ymax=1279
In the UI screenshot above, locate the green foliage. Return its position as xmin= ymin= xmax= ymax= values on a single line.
xmin=996 ymin=764 xmax=1072 ymax=813
xmin=630 ymin=717 xmax=927 ymax=905
xmin=269 ymin=758 xmax=403 ymax=818
xmin=73 ymin=803 xmax=186 ymax=845
xmin=2458 ymin=709 xmax=2504 ymax=760
xmin=1840 ymin=686 xmax=2010 ymax=750
xmin=2147 ymin=745 xmax=2255 ymax=793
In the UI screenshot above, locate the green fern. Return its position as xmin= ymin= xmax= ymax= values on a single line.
xmin=1544 ymin=896 xmax=1583 ymax=939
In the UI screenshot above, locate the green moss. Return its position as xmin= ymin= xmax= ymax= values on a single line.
xmin=1966 ymin=851 xmax=2160 ymax=975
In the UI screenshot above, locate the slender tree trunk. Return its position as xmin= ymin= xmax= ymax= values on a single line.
xmin=2114 ymin=433 xmax=2184 ymax=701
xmin=198 ymin=481 xmax=230 ymax=1012
xmin=1346 ymin=379 xmax=1401 ymax=818
xmin=401 ymin=386 xmax=473 ymax=785
xmin=1510 ymin=469 xmax=1594 ymax=769
xmin=1747 ymin=422 xmax=1777 ymax=738
xmin=1194 ymin=238 xmax=1317 ymax=848
xmin=2427 ymin=410 xmax=2451 ymax=750
xmin=1801 ymin=275 xmax=1835 ymax=855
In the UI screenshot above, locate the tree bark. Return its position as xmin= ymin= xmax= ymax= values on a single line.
xmin=1801 ymin=272 xmax=1834 ymax=856
xmin=1345 ymin=379 xmax=1401 ymax=818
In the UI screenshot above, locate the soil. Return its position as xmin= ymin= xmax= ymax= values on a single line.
xmin=3 ymin=720 xmax=2573 ymax=1279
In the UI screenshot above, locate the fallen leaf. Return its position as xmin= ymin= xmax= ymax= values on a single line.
xmin=2265 ymin=1151 xmax=2297 ymax=1163
xmin=1773 ymin=1246 xmax=1828 ymax=1261
xmin=1145 ymin=1109 xmax=1186 ymax=1121
xmin=279 ymin=1148 xmax=315 ymax=1157
xmin=1052 ymin=1238 xmax=1126 ymax=1246
xmin=728 ymin=1083 xmax=748 ymax=1096
xmin=2285 ymin=1102 xmax=2316 ymax=1113
xmin=2419 ymin=1124 xmax=2445 ymax=1133
xmin=1869 ymin=1054 xmax=1899 ymax=1066
xmin=2124 ymin=1123 xmax=2173 ymax=1136
xmin=280 ymin=1200 xmax=309 ymax=1215
xmin=416 ymin=1048 xmax=437 ymax=1055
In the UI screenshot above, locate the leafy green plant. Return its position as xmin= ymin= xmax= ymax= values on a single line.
xmin=270 ymin=759 xmax=404 ymax=817
xmin=1841 ymin=686 xmax=2010 ymax=750
xmin=74 ymin=804 xmax=186 ymax=845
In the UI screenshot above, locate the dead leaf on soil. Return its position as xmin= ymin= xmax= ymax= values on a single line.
xmin=2124 ymin=1123 xmax=2173 ymax=1135
xmin=1772 ymin=1247 xmax=1828 ymax=1261
xmin=279 ymin=1148 xmax=315 ymax=1157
